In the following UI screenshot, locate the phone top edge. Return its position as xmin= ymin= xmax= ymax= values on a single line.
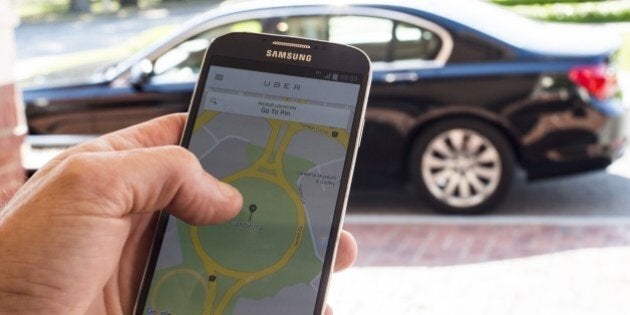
xmin=208 ymin=32 xmax=371 ymax=72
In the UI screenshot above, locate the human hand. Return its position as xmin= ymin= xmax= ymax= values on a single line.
xmin=0 ymin=113 xmax=357 ymax=314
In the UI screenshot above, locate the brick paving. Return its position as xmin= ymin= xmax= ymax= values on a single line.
xmin=344 ymin=223 xmax=630 ymax=266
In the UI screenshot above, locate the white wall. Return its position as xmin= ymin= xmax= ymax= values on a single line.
xmin=0 ymin=0 xmax=24 ymax=203
xmin=0 ymin=0 xmax=18 ymax=85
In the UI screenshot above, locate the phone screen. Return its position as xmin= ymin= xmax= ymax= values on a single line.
xmin=143 ymin=55 xmax=364 ymax=315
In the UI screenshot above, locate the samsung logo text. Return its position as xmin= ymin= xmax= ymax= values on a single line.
xmin=266 ymin=50 xmax=312 ymax=62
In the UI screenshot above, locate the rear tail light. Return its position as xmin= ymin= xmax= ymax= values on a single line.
xmin=568 ymin=63 xmax=618 ymax=100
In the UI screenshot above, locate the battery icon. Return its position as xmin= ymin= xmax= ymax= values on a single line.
xmin=331 ymin=73 xmax=339 ymax=81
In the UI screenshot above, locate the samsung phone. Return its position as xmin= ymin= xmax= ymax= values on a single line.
xmin=134 ymin=32 xmax=371 ymax=315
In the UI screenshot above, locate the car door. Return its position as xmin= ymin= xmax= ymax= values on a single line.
xmin=329 ymin=15 xmax=448 ymax=186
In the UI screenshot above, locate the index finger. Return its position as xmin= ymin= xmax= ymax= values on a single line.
xmin=99 ymin=113 xmax=188 ymax=151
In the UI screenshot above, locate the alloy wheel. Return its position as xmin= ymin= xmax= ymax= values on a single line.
xmin=420 ymin=128 xmax=501 ymax=209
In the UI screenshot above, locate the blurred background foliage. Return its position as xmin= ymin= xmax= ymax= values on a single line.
xmin=495 ymin=0 xmax=630 ymax=23
xmin=9 ymin=0 xmax=630 ymax=23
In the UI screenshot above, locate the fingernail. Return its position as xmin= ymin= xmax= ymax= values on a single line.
xmin=218 ymin=181 xmax=239 ymax=198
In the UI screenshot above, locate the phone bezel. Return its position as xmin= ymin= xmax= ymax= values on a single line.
xmin=134 ymin=32 xmax=371 ymax=315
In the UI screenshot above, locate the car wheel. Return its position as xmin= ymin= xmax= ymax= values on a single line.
xmin=409 ymin=118 xmax=515 ymax=214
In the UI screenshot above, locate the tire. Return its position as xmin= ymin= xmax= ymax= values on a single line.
xmin=408 ymin=118 xmax=515 ymax=214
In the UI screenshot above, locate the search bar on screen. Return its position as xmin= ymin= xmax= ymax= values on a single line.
xmin=203 ymin=91 xmax=351 ymax=128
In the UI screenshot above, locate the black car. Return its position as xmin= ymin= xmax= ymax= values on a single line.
xmin=23 ymin=0 xmax=625 ymax=213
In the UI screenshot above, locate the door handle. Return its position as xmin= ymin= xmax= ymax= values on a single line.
xmin=384 ymin=72 xmax=418 ymax=83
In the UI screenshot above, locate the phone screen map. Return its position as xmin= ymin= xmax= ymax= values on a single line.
xmin=144 ymin=58 xmax=361 ymax=315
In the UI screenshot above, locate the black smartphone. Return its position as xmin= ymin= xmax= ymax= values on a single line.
xmin=134 ymin=32 xmax=371 ymax=315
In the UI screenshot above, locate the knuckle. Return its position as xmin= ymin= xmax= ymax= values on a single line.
xmin=162 ymin=145 xmax=199 ymax=169
xmin=58 ymin=153 xmax=95 ymax=178
xmin=55 ymin=153 xmax=108 ymax=189
xmin=49 ymin=152 xmax=127 ymax=216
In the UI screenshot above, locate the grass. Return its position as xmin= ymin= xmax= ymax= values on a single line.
xmin=13 ymin=0 xmax=166 ymax=22
xmin=13 ymin=0 xmax=69 ymax=20
xmin=507 ymin=0 xmax=630 ymax=23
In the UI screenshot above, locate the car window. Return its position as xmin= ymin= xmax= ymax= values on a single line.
xmin=326 ymin=16 xmax=442 ymax=65
xmin=150 ymin=20 xmax=263 ymax=84
xmin=394 ymin=22 xmax=442 ymax=62
xmin=149 ymin=14 xmax=443 ymax=85
xmin=328 ymin=16 xmax=393 ymax=62
xmin=266 ymin=16 xmax=327 ymax=40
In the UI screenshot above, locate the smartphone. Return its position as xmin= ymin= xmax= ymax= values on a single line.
xmin=134 ymin=32 xmax=371 ymax=315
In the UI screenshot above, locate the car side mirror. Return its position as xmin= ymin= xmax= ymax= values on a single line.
xmin=128 ymin=59 xmax=153 ymax=89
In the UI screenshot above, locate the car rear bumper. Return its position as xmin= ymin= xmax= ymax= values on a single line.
xmin=526 ymin=103 xmax=626 ymax=180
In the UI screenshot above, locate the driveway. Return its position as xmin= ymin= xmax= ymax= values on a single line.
xmin=15 ymin=3 xmax=213 ymax=59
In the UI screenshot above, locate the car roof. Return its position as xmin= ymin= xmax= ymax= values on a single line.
xmin=204 ymin=0 xmax=535 ymax=42
xmin=107 ymin=0 xmax=618 ymax=80
xmin=207 ymin=0 xmax=619 ymax=57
